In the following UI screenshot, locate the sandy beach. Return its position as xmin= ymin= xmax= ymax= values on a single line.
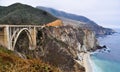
xmin=83 ymin=53 xmax=93 ymax=72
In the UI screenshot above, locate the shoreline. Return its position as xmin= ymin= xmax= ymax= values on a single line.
xmin=83 ymin=52 xmax=93 ymax=72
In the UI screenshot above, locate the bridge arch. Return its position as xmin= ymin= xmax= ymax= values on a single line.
xmin=12 ymin=28 xmax=33 ymax=50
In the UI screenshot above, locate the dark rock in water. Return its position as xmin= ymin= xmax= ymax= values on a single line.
xmin=107 ymin=50 xmax=111 ymax=53
xmin=97 ymin=45 xmax=107 ymax=49
xmin=96 ymin=45 xmax=103 ymax=49
xmin=103 ymin=45 xmax=107 ymax=48
xmin=104 ymin=49 xmax=106 ymax=51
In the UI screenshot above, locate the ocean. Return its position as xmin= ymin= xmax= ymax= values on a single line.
xmin=91 ymin=29 xmax=120 ymax=72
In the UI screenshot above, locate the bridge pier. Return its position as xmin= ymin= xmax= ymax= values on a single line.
xmin=5 ymin=25 xmax=12 ymax=50
xmin=29 ymin=27 xmax=36 ymax=50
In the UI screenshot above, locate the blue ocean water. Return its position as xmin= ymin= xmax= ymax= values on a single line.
xmin=91 ymin=29 xmax=120 ymax=72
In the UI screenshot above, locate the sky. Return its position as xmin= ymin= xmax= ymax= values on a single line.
xmin=0 ymin=0 xmax=120 ymax=28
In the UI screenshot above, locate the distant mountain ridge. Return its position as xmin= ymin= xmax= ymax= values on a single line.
xmin=0 ymin=3 xmax=57 ymax=25
xmin=37 ymin=6 xmax=115 ymax=36
xmin=36 ymin=6 xmax=99 ymax=26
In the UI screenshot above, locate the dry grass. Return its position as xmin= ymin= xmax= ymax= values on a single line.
xmin=46 ymin=20 xmax=63 ymax=27
xmin=0 ymin=47 xmax=61 ymax=72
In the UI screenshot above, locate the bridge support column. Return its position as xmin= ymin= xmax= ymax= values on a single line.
xmin=4 ymin=26 xmax=12 ymax=50
xmin=30 ymin=27 xmax=36 ymax=50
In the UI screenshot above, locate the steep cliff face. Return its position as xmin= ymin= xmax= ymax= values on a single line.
xmin=83 ymin=29 xmax=98 ymax=51
xmin=35 ymin=25 xmax=98 ymax=72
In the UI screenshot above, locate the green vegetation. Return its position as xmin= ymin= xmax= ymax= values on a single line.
xmin=0 ymin=47 xmax=61 ymax=72
xmin=0 ymin=3 xmax=57 ymax=25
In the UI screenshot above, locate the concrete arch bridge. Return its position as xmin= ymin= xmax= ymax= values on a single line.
xmin=0 ymin=25 xmax=43 ymax=51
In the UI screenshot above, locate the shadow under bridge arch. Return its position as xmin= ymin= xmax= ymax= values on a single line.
xmin=12 ymin=28 xmax=34 ymax=50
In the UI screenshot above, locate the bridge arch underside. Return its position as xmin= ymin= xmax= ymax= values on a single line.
xmin=13 ymin=29 xmax=33 ymax=54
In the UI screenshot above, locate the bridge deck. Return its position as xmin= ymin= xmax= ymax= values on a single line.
xmin=0 ymin=25 xmax=44 ymax=27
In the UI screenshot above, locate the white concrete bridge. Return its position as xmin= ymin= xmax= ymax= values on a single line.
xmin=0 ymin=25 xmax=44 ymax=51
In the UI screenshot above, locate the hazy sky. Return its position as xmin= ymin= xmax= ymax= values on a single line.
xmin=0 ymin=0 xmax=120 ymax=28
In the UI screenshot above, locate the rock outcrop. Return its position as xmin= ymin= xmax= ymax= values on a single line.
xmin=36 ymin=25 xmax=98 ymax=72
xmin=15 ymin=25 xmax=99 ymax=72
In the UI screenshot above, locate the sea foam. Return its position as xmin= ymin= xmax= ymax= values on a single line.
xmin=90 ymin=55 xmax=103 ymax=72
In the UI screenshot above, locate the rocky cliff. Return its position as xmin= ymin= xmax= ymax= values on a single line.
xmin=36 ymin=25 xmax=99 ymax=72
xmin=14 ymin=25 xmax=99 ymax=72
xmin=60 ymin=17 xmax=115 ymax=37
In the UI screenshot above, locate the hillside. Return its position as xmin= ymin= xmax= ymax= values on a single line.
xmin=37 ymin=6 xmax=115 ymax=36
xmin=37 ymin=6 xmax=92 ymax=23
xmin=0 ymin=3 xmax=57 ymax=25
xmin=0 ymin=46 xmax=61 ymax=72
